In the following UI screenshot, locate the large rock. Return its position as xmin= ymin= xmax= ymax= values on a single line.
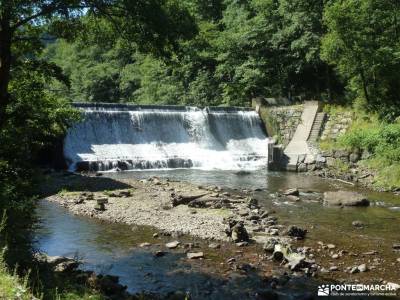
xmin=231 ymin=222 xmax=249 ymax=242
xmin=285 ymin=225 xmax=307 ymax=240
xmin=323 ymin=191 xmax=370 ymax=207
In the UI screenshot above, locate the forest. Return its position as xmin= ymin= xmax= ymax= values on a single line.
xmin=1 ymin=0 xmax=400 ymax=299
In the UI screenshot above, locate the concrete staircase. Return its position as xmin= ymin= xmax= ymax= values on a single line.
xmin=283 ymin=101 xmax=320 ymax=170
xmin=307 ymin=112 xmax=326 ymax=142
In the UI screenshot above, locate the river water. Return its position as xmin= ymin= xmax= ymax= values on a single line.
xmin=35 ymin=169 xmax=400 ymax=298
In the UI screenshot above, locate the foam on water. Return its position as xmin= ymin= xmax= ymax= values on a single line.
xmin=64 ymin=104 xmax=270 ymax=171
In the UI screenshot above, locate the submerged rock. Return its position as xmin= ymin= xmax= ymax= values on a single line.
xmin=323 ymin=191 xmax=369 ymax=206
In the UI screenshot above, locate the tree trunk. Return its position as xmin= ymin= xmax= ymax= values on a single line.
xmin=0 ymin=22 xmax=12 ymax=128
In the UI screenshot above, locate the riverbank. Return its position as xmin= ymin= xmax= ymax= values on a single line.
xmin=38 ymin=171 xmax=400 ymax=298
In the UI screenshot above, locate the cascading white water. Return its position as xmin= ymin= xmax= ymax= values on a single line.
xmin=64 ymin=103 xmax=270 ymax=171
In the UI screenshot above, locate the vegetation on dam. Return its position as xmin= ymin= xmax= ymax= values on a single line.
xmin=0 ymin=0 xmax=400 ymax=298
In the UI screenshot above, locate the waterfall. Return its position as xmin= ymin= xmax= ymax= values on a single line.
xmin=64 ymin=103 xmax=270 ymax=171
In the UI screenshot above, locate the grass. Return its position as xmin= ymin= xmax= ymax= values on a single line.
xmin=320 ymin=104 xmax=400 ymax=190
xmin=0 ymin=256 xmax=33 ymax=300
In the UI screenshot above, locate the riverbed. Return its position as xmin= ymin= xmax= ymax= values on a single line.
xmin=36 ymin=169 xmax=400 ymax=299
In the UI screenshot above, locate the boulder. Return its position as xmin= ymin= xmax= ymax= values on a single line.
xmin=231 ymin=222 xmax=249 ymax=243
xmin=323 ymin=191 xmax=369 ymax=206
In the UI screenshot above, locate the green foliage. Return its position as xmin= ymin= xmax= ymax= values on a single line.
xmin=322 ymin=0 xmax=400 ymax=121
xmin=45 ymin=0 xmax=343 ymax=107
xmin=321 ymin=105 xmax=400 ymax=189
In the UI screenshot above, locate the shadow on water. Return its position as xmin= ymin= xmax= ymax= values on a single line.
xmin=35 ymin=201 xmax=329 ymax=300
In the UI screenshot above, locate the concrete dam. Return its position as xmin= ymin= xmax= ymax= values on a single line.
xmin=64 ymin=103 xmax=272 ymax=172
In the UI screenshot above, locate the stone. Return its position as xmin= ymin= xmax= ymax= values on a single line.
xmin=386 ymin=282 xmax=400 ymax=291
xmin=327 ymin=244 xmax=336 ymax=249
xmin=298 ymin=154 xmax=306 ymax=163
xmin=306 ymin=163 xmax=316 ymax=172
xmin=166 ymin=241 xmax=180 ymax=249
xmin=331 ymin=254 xmax=339 ymax=259
xmin=94 ymin=203 xmax=105 ymax=211
xmin=297 ymin=163 xmax=307 ymax=173
xmin=358 ymin=264 xmax=368 ymax=272
xmin=287 ymin=195 xmax=300 ymax=202
xmin=236 ymin=242 xmax=249 ymax=247
xmin=363 ymin=251 xmax=378 ymax=255
xmin=326 ymin=157 xmax=336 ymax=167
xmin=349 ymin=153 xmax=360 ymax=163
xmin=316 ymin=155 xmax=327 ymax=163
xmin=263 ymin=238 xmax=280 ymax=253
xmin=139 ymin=242 xmax=151 ymax=247
xmin=74 ymin=198 xmax=84 ymax=204
xmin=152 ymin=233 xmax=159 ymax=238
xmin=283 ymin=188 xmax=299 ymax=196
xmin=96 ymin=197 xmax=108 ymax=204
xmin=330 ymin=266 xmax=339 ymax=271
xmin=334 ymin=150 xmax=349 ymax=158
xmin=393 ymin=243 xmax=400 ymax=250
xmin=238 ymin=210 xmax=249 ymax=217
xmin=231 ymin=222 xmax=249 ymax=242
xmin=285 ymin=225 xmax=307 ymax=240
xmin=304 ymin=155 xmax=316 ymax=164
xmin=269 ymin=228 xmax=279 ymax=236
xmin=397 ymin=258 xmax=400 ymax=263
xmin=187 ymin=252 xmax=204 ymax=259
xmin=350 ymin=266 xmax=359 ymax=274
xmin=323 ymin=191 xmax=369 ymax=206
xmin=54 ymin=260 xmax=79 ymax=272
xmin=154 ymin=251 xmax=166 ymax=257
xmin=361 ymin=150 xmax=372 ymax=160
xmin=208 ymin=243 xmax=220 ymax=249
xmin=248 ymin=198 xmax=259 ymax=208
xmin=352 ymin=220 xmax=364 ymax=227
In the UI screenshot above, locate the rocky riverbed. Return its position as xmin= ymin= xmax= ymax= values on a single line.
xmin=40 ymin=172 xmax=400 ymax=298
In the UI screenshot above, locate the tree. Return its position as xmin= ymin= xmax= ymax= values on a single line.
xmin=0 ymin=0 xmax=195 ymax=126
xmin=322 ymin=0 xmax=400 ymax=120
